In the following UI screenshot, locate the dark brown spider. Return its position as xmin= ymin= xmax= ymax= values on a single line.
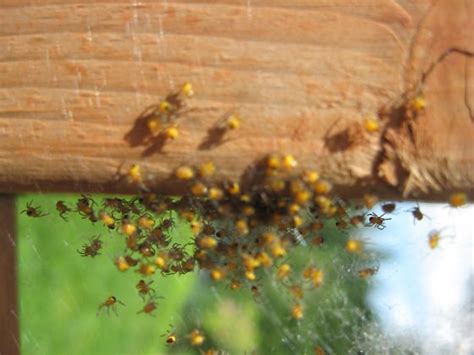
xmin=366 ymin=212 xmax=391 ymax=230
xmin=136 ymin=279 xmax=155 ymax=300
xmin=381 ymin=202 xmax=396 ymax=214
xmin=137 ymin=295 xmax=164 ymax=316
xmin=55 ymin=200 xmax=71 ymax=221
xmin=77 ymin=236 xmax=103 ymax=257
xmin=22 ymin=201 xmax=48 ymax=218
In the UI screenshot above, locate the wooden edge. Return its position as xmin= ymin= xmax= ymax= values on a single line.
xmin=0 ymin=1 xmax=472 ymax=201
xmin=0 ymin=195 xmax=19 ymax=355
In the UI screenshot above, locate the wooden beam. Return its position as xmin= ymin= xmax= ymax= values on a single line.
xmin=0 ymin=1 xmax=472 ymax=199
xmin=0 ymin=195 xmax=19 ymax=355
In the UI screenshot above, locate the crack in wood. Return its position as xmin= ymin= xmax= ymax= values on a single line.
xmin=419 ymin=47 xmax=474 ymax=91
xmin=465 ymin=57 xmax=474 ymax=122
xmin=403 ymin=0 xmax=439 ymax=93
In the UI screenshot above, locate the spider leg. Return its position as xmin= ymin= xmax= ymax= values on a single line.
xmin=112 ymin=305 xmax=118 ymax=316
xmin=96 ymin=304 xmax=104 ymax=316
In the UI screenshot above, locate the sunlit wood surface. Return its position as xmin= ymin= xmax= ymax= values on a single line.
xmin=0 ymin=0 xmax=472 ymax=199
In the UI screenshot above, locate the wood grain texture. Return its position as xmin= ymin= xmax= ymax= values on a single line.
xmin=0 ymin=196 xmax=19 ymax=355
xmin=0 ymin=0 xmax=472 ymax=199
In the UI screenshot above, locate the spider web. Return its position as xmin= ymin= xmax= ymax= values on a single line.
xmin=16 ymin=194 xmax=474 ymax=354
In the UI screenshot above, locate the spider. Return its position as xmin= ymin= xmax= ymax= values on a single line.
xmin=449 ymin=192 xmax=467 ymax=207
xmin=198 ymin=112 xmax=241 ymax=149
xmin=55 ymin=200 xmax=71 ymax=221
xmin=168 ymin=243 xmax=189 ymax=262
xmin=99 ymin=211 xmax=116 ymax=230
xmin=77 ymin=236 xmax=103 ymax=257
xmin=358 ymin=265 xmax=379 ymax=279
xmin=428 ymin=230 xmax=442 ymax=250
xmin=381 ymin=202 xmax=396 ymax=214
xmin=291 ymin=303 xmax=304 ymax=320
xmin=76 ymin=194 xmax=98 ymax=223
xmin=136 ymin=279 xmax=155 ymax=300
xmin=97 ymin=296 xmax=125 ymax=316
xmin=22 ymin=201 xmax=48 ymax=217
xmin=250 ymin=284 xmax=265 ymax=303
xmin=161 ymin=325 xmax=177 ymax=345
xmin=147 ymin=227 xmax=171 ymax=248
xmin=366 ymin=212 xmax=391 ymax=230
xmin=103 ymin=197 xmax=130 ymax=215
xmin=189 ymin=329 xmax=205 ymax=346
xmin=77 ymin=194 xmax=96 ymax=212
xmin=408 ymin=204 xmax=430 ymax=224
xmin=138 ymin=242 xmax=155 ymax=257
xmin=160 ymin=216 xmax=175 ymax=231
xmin=137 ymin=295 xmax=164 ymax=316
xmin=350 ymin=214 xmax=365 ymax=226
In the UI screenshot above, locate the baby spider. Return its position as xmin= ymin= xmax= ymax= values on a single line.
xmin=189 ymin=329 xmax=205 ymax=347
xmin=381 ymin=202 xmax=396 ymax=214
xmin=350 ymin=214 xmax=365 ymax=226
xmin=22 ymin=201 xmax=48 ymax=218
xmin=366 ymin=212 xmax=391 ymax=230
xmin=160 ymin=216 xmax=175 ymax=231
xmin=77 ymin=235 xmax=103 ymax=257
xmin=407 ymin=204 xmax=430 ymax=224
xmin=449 ymin=192 xmax=467 ymax=208
xmin=161 ymin=325 xmax=177 ymax=345
xmin=198 ymin=112 xmax=241 ymax=150
xmin=137 ymin=295 xmax=163 ymax=316
xmin=136 ymin=279 xmax=155 ymax=300
xmin=250 ymin=284 xmax=263 ymax=302
xmin=55 ymin=200 xmax=71 ymax=221
xmin=76 ymin=194 xmax=98 ymax=223
xmin=346 ymin=239 xmax=363 ymax=253
xmin=291 ymin=303 xmax=304 ymax=320
xmin=77 ymin=193 xmax=96 ymax=211
xmin=314 ymin=345 xmax=326 ymax=355
xmin=358 ymin=265 xmax=379 ymax=279
xmin=97 ymin=296 xmax=125 ymax=316
xmin=202 ymin=349 xmax=220 ymax=355
xmin=427 ymin=229 xmax=449 ymax=250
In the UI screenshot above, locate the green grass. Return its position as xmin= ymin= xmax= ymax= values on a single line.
xmin=18 ymin=194 xmax=197 ymax=355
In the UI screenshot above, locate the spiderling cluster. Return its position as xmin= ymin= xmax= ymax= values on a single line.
xmin=21 ymin=82 xmax=469 ymax=353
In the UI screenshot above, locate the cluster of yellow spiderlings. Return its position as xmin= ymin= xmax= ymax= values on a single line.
xmin=145 ymin=82 xmax=194 ymax=141
xmin=21 ymin=83 xmax=469 ymax=353
xmin=30 ymin=152 xmax=467 ymax=320
xmin=125 ymin=82 xmax=242 ymax=154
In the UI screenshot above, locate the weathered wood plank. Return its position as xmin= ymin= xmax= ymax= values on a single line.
xmin=0 ymin=0 xmax=472 ymax=199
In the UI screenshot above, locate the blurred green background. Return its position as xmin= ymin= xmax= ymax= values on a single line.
xmin=18 ymin=194 xmax=388 ymax=355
